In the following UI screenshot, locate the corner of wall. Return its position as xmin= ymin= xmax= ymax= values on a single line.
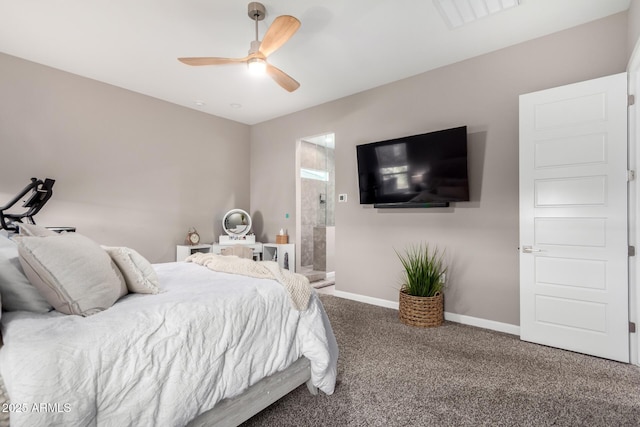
xmin=628 ymin=2 xmax=640 ymax=61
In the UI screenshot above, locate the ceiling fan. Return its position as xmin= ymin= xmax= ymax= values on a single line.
xmin=178 ymin=2 xmax=301 ymax=92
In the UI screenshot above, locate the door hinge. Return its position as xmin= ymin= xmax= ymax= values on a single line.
xmin=630 ymin=246 xmax=636 ymax=257
xmin=629 ymin=94 xmax=636 ymax=106
xmin=630 ymin=322 xmax=636 ymax=333
xmin=628 ymin=170 xmax=636 ymax=182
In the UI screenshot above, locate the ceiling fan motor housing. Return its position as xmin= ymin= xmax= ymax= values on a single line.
xmin=249 ymin=40 xmax=262 ymax=55
xmin=248 ymin=2 xmax=266 ymax=21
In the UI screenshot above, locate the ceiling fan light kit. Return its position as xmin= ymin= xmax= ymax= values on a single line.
xmin=178 ymin=2 xmax=300 ymax=92
xmin=247 ymin=57 xmax=267 ymax=75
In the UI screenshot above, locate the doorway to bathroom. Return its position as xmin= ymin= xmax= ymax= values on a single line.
xmin=296 ymin=132 xmax=335 ymax=287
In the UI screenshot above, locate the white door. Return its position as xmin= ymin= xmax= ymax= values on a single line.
xmin=519 ymin=72 xmax=629 ymax=362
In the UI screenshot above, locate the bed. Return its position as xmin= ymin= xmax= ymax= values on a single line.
xmin=0 ymin=228 xmax=338 ymax=426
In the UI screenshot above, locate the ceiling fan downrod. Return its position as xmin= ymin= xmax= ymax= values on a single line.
xmin=247 ymin=2 xmax=267 ymax=70
xmin=248 ymin=2 xmax=265 ymax=38
xmin=248 ymin=2 xmax=265 ymax=54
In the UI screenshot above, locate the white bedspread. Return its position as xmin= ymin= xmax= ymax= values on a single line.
xmin=0 ymin=262 xmax=338 ymax=427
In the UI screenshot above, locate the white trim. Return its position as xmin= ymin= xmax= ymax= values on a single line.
xmin=333 ymin=290 xmax=399 ymax=309
xmin=628 ymin=41 xmax=640 ymax=367
xmin=295 ymin=139 xmax=302 ymax=273
xmin=333 ymin=290 xmax=520 ymax=336
xmin=444 ymin=312 xmax=520 ymax=335
xmin=295 ymin=131 xmax=336 ymax=274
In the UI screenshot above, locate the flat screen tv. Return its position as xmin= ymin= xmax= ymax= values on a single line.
xmin=356 ymin=126 xmax=469 ymax=208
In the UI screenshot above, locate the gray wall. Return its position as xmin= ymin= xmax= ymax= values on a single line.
xmin=0 ymin=53 xmax=250 ymax=263
xmin=250 ymin=13 xmax=629 ymax=326
xmin=629 ymin=0 xmax=640 ymax=59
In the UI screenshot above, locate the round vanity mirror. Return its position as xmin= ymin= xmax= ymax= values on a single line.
xmin=222 ymin=209 xmax=252 ymax=237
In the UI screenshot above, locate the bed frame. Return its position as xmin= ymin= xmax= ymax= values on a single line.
xmin=0 ymin=357 xmax=315 ymax=427
xmin=187 ymin=357 xmax=316 ymax=427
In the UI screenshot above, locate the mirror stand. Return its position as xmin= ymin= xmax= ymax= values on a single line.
xmin=219 ymin=209 xmax=256 ymax=244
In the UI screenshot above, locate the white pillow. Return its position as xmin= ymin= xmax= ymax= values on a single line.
xmin=16 ymin=234 xmax=128 ymax=316
xmin=0 ymin=234 xmax=51 ymax=312
xmin=103 ymin=246 xmax=162 ymax=294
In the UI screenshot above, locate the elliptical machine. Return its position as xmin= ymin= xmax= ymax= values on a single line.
xmin=0 ymin=178 xmax=55 ymax=232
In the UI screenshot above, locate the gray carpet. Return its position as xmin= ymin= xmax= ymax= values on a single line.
xmin=242 ymin=295 xmax=640 ymax=426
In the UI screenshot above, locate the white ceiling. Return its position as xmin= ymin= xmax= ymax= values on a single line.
xmin=0 ymin=0 xmax=631 ymax=125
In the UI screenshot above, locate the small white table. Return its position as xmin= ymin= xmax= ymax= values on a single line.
xmin=262 ymin=243 xmax=295 ymax=272
xmin=176 ymin=244 xmax=213 ymax=262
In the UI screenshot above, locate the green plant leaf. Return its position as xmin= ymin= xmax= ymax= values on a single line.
xmin=395 ymin=243 xmax=447 ymax=297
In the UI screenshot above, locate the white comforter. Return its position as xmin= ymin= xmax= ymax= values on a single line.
xmin=0 ymin=262 xmax=338 ymax=427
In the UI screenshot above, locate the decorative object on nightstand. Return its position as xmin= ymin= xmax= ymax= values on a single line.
xmin=213 ymin=209 xmax=262 ymax=260
xmin=276 ymin=228 xmax=288 ymax=244
xmin=185 ymin=227 xmax=201 ymax=245
xmin=219 ymin=209 xmax=256 ymax=244
xmin=396 ymin=243 xmax=446 ymax=328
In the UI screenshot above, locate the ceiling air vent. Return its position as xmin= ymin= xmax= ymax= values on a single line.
xmin=434 ymin=0 xmax=521 ymax=29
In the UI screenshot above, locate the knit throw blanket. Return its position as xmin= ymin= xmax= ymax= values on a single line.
xmin=186 ymin=252 xmax=312 ymax=311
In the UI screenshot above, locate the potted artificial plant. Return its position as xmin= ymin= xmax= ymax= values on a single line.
xmin=396 ymin=243 xmax=447 ymax=328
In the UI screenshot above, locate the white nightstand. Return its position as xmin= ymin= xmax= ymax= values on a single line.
xmin=176 ymin=244 xmax=212 ymax=262
xmin=263 ymin=243 xmax=295 ymax=271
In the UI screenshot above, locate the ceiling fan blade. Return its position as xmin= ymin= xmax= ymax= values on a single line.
xmin=266 ymin=63 xmax=300 ymax=92
xmin=259 ymin=15 xmax=301 ymax=58
xmin=178 ymin=56 xmax=250 ymax=66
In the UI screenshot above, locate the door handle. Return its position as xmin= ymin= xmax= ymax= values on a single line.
xmin=522 ymin=245 xmax=542 ymax=254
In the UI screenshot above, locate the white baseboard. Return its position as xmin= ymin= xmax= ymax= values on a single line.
xmin=333 ymin=290 xmax=399 ymax=309
xmin=332 ymin=290 xmax=520 ymax=336
xmin=444 ymin=312 xmax=520 ymax=335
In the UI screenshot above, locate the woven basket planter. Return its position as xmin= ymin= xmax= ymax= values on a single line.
xmin=398 ymin=290 xmax=444 ymax=328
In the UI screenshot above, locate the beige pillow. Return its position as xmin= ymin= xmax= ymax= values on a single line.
xmin=103 ymin=246 xmax=162 ymax=294
xmin=16 ymin=234 xmax=127 ymax=316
